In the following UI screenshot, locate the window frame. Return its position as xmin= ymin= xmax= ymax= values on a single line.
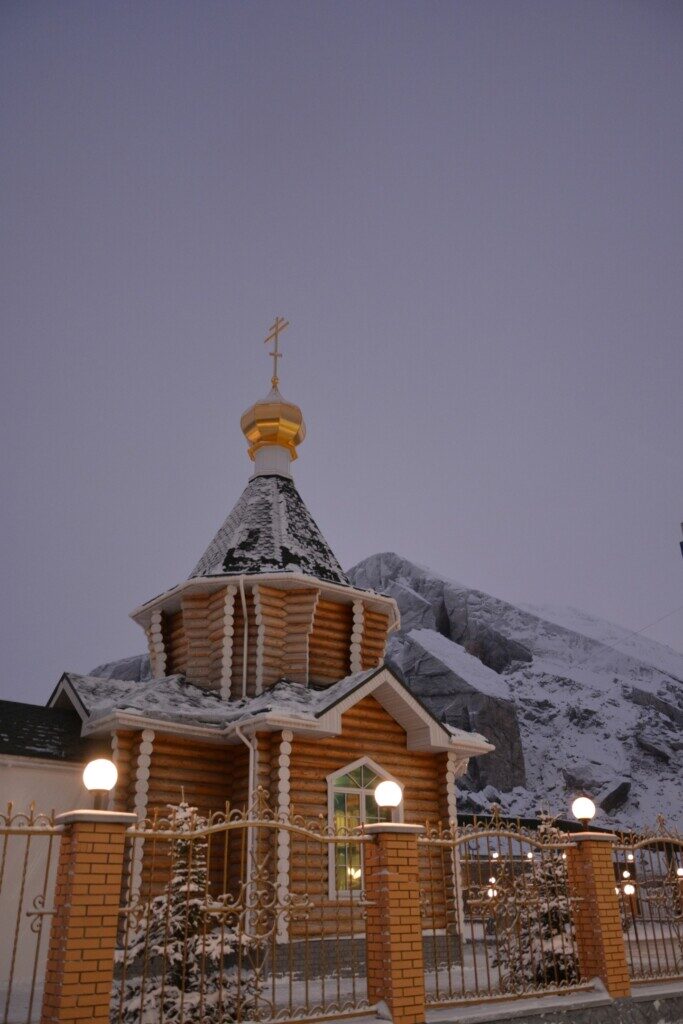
xmin=326 ymin=756 xmax=404 ymax=899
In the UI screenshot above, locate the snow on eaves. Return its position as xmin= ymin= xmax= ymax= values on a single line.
xmin=63 ymin=669 xmax=381 ymax=731
xmin=63 ymin=667 xmax=481 ymax=748
xmin=189 ymin=475 xmax=349 ymax=586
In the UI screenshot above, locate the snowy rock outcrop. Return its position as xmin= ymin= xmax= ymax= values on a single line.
xmin=348 ymin=552 xmax=683 ymax=830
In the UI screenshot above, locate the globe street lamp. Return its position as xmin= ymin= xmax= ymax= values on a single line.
xmin=83 ymin=758 xmax=118 ymax=810
xmin=571 ymin=795 xmax=596 ymax=830
xmin=374 ymin=779 xmax=403 ymax=810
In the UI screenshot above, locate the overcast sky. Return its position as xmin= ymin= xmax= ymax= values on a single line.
xmin=1 ymin=1 xmax=682 ymax=704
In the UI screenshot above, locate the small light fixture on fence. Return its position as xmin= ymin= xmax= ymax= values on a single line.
xmin=571 ymin=795 xmax=596 ymax=829
xmin=623 ymin=882 xmax=636 ymax=896
xmin=83 ymin=758 xmax=118 ymax=810
xmin=374 ymin=779 xmax=402 ymax=809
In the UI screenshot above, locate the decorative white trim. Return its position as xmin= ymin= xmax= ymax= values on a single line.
xmin=130 ymin=729 xmax=154 ymax=896
xmin=446 ymin=751 xmax=466 ymax=936
xmin=445 ymin=751 xmax=459 ymax=825
xmin=108 ymin=733 xmax=120 ymax=811
xmin=149 ymin=611 xmax=166 ymax=679
xmin=326 ymin=755 xmax=403 ymax=900
xmin=350 ymin=600 xmax=364 ymax=673
xmin=220 ymin=586 xmax=237 ymax=700
xmin=303 ymin=589 xmax=319 ymax=684
xmin=276 ymin=730 xmax=293 ymax=940
xmin=253 ymin=585 xmax=265 ymax=695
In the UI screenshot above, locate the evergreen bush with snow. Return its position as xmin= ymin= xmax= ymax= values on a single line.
xmin=489 ymin=818 xmax=579 ymax=992
xmin=113 ymin=802 xmax=256 ymax=1024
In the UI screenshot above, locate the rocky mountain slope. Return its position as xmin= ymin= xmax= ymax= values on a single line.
xmin=348 ymin=552 xmax=682 ymax=831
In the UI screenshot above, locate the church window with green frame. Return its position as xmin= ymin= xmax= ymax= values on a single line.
xmin=329 ymin=760 xmax=401 ymax=895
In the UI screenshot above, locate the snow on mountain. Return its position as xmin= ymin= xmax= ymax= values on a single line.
xmin=348 ymin=552 xmax=682 ymax=831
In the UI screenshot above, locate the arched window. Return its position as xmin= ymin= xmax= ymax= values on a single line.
xmin=327 ymin=758 xmax=403 ymax=896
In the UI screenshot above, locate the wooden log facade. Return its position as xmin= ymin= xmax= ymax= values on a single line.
xmin=149 ymin=581 xmax=393 ymax=693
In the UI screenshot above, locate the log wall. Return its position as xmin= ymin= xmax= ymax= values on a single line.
xmin=285 ymin=696 xmax=445 ymax=936
xmin=163 ymin=610 xmax=188 ymax=676
xmin=148 ymin=584 xmax=392 ymax=691
xmin=283 ymin=587 xmax=319 ymax=683
xmin=111 ymin=730 xmax=137 ymax=813
xmin=308 ymin=598 xmax=353 ymax=684
xmin=141 ymin=735 xmax=247 ymax=820
xmin=361 ymin=609 xmax=390 ymax=669
xmin=289 ymin=696 xmax=443 ymax=824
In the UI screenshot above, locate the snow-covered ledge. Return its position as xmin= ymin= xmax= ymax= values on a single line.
xmin=56 ymin=810 xmax=137 ymax=826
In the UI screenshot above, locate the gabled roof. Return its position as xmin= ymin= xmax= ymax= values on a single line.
xmin=189 ymin=474 xmax=349 ymax=586
xmin=0 ymin=699 xmax=98 ymax=763
xmin=49 ymin=666 xmax=493 ymax=757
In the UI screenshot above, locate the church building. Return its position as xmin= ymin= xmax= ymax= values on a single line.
xmin=42 ymin=320 xmax=492 ymax=893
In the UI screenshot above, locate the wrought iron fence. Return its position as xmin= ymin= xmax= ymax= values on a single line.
xmin=111 ymin=796 xmax=371 ymax=1024
xmin=418 ymin=814 xmax=587 ymax=1005
xmin=0 ymin=804 xmax=61 ymax=1024
xmin=614 ymin=820 xmax=683 ymax=983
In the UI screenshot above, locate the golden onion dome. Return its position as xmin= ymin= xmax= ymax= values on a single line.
xmin=240 ymin=386 xmax=306 ymax=461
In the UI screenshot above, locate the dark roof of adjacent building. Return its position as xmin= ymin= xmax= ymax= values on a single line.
xmin=0 ymin=700 xmax=97 ymax=762
xmin=190 ymin=474 xmax=349 ymax=585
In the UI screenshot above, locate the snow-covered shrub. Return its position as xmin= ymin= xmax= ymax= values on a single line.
xmin=113 ymin=803 xmax=257 ymax=1023
xmin=489 ymin=818 xmax=579 ymax=992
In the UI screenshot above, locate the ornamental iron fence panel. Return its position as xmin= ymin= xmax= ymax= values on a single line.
xmin=0 ymin=804 xmax=61 ymax=1024
xmin=418 ymin=813 xmax=588 ymax=1005
xmin=111 ymin=795 xmax=371 ymax=1024
xmin=613 ymin=819 xmax=683 ymax=983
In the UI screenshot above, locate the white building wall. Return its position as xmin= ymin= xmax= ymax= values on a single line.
xmin=0 ymin=756 xmax=90 ymax=1023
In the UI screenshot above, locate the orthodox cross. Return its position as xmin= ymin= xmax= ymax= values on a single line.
xmin=264 ymin=316 xmax=289 ymax=389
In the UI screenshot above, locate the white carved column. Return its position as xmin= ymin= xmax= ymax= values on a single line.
xmin=350 ymin=600 xmax=364 ymax=673
xmin=253 ymin=585 xmax=265 ymax=695
xmin=130 ymin=729 xmax=155 ymax=896
xmin=148 ymin=610 xmax=166 ymax=678
xmin=220 ymin=585 xmax=237 ymax=699
xmin=276 ymin=730 xmax=293 ymax=940
xmin=447 ymin=751 xmax=469 ymax=937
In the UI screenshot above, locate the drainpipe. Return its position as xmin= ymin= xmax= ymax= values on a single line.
xmin=238 ymin=575 xmax=249 ymax=699
xmin=235 ymin=725 xmax=257 ymax=812
xmin=235 ymin=724 xmax=257 ymax=910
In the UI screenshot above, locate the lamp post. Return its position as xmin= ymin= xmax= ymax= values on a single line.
xmin=83 ymin=757 xmax=118 ymax=810
xmin=571 ymin=794 xmax=596 ymax=830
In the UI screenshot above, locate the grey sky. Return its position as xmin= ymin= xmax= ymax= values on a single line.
xmin=1 ymin=0 xmax=681 ymax=705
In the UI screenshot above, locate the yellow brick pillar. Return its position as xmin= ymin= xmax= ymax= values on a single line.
xmin=364 ymin=823 xmax=426 ymax=1024
xmin=566 ymin=832 xmax=630 ymax=999
xmin=41 ymin=810 xmax=136 ymax=1024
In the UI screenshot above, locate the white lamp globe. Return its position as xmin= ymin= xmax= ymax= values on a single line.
xmin=374 ymin=780 xmax=402 ymax=809
xmin=83 ymin=758 xmax=118 ymax=793
xmin=623 ymin=883 xmax=636 ymax=896
xmin=571 ymin=795 xmax=596 ymax=826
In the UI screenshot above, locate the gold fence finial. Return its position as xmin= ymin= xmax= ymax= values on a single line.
xmin=264 ymin=316 xmax=289 ymax=389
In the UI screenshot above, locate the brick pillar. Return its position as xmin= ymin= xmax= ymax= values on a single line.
xmin=41 ymin=810 xmax=136 ymax=1024
xmin=364 ymin=823 xmax=426 ymax=1024
xmin=566 ymin=832 xmax=630 ymax=999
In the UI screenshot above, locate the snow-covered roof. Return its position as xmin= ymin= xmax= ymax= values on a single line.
xmin=190 ymin=474 xmax=349 ymax=585
xmin=50 ymin=666 xmax=491 ymax=755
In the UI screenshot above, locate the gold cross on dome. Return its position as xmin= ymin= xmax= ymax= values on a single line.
xmin=264 ymin=316 xmax=289 ymax=389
